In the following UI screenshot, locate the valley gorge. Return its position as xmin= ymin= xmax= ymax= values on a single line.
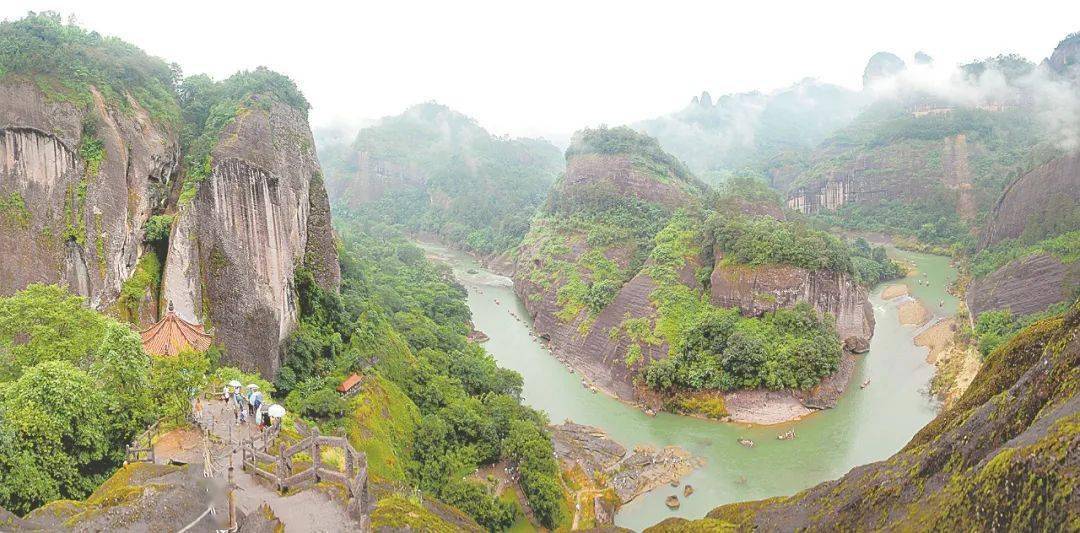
xmin=0 ymin=11 xmax=1077 ymax=533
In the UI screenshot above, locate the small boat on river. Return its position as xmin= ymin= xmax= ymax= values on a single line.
xmin=738 ymin=438 xmax=755 ymax=448
xmin=777 ymin=429 xmax=796 ymax=440
xmin=861 ymin=378 xmax=871 ymax=389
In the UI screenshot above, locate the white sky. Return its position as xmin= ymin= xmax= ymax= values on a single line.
xmin=3 ymin=1 xmax=1078 ymax=141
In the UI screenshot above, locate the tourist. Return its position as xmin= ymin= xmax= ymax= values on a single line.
xmin=222 ymin=384 xmax=230 ymax=403
xmin=252 ymin=389 xmax=263 ymax=421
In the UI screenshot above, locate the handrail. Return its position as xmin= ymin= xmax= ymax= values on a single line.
xmin=239 ymin=425 xmax=370 ymax=519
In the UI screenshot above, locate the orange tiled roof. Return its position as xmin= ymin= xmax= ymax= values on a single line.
xmin=337 ymin=373 xmax=362 ymax=393
xmin=140 ymin=308 xmax=213 ymax=356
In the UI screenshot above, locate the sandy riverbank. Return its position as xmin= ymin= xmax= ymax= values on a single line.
xmin=881 ymin=284 xmax=909 ymax=300
xmin=898 ymin=298 xmax=930 ymax=326
xmin=722 ymin=390 xmax=814 ymax=425
xmin=915 ymin=318 xmax=981 ymax=407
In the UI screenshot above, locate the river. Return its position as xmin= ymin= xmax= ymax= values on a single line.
xmin=419 ymin=243 xmax=958 ymax=530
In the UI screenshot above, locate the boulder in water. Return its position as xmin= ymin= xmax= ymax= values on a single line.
xmin=683 ymin=484 xmax=694 ymax=497
xmin=666 ymin=495 xmax=680 ymax=509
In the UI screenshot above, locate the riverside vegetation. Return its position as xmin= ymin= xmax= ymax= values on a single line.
xmin=518 ymin=127 xmax=901 ymax=408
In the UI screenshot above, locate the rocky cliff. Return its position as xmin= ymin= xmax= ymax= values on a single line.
xmin=967 ymin=151 xmax=1080 ymax=318
xmin=709 ymin=262 xmax=873 ymax=343
xmin=514 ymin=127 xmax=873 ymax=417
xmin=978 ymin=151 xmax=1080 ymax=249
xmin=650 ymin=301 xmax=1079 ymax=531
xmin=163 ymin=98 xmax=340 ymax=376
xmin=968 ymin=252 xmax=1078 ymax=317
xmin=0 ymin=79 xmax=178 ymax=308
xmin=0 ymin=19 xmax=339 ymax=377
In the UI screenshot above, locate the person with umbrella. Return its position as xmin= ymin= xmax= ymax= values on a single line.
xmin=267 ymin=404 xmax=286 ymax=430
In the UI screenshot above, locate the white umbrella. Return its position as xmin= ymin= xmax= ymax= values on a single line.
xmin=247 ymin=384 xmax=259 ymax=390
xmin=228 ymin=380 xmax=241 ymax=387
xmin=267 ymin=404 xmax=286 ymax=418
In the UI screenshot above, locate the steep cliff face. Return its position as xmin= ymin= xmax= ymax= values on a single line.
xmin=652 ymin=302 xmax=1079 ymax=531
xmin=334 ymin=150 xmax=425 ymax=208
xmin=709 ymin=262 xmax=873 ymax=343
xmin=968 ymin=253 xmax=1078 ymax=317
xmin=967 ymin=151 xmax=1080 ymax=318
xmin=979 ymin=151 xmax=1080 ymax=248
xmin=0 ymin=79 xmax=179 ymax=308
xmin=163 ymin=99 xmax=340 ymax=376
xmin=0 ymin=18 xmax=339 ymax=378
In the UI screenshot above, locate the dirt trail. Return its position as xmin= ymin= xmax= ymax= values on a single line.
xmin=157 ymin=399 xmax=362 ymax=532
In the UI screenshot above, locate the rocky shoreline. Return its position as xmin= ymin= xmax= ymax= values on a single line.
xmin=550 ymin=422 xmax=703 ymax=525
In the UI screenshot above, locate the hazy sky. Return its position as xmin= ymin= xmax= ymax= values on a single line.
xmin=3 ymin=1 xmax=1078 ymax=140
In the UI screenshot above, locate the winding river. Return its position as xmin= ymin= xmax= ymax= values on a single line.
xmin=420 ymin=243 xmax=958 ymax=530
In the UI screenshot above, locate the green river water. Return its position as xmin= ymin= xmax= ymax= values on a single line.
xmin=419 ymin=243 xmax=958 ymax=530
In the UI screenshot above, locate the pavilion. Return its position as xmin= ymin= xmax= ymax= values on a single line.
xmin=140 ymin=302 xmax=213 ymax=356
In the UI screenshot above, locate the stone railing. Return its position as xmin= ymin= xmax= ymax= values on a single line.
xmin=240 ymin=426 xmax=369 ymax=520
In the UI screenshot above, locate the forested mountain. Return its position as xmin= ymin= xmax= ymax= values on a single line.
xmin=319 ymin=102 xmax=564 ymax=256
xmin=513 ymin=126 xmax=898 ymax=422
xmin=636 ymin=79 xmax=865 ymax=183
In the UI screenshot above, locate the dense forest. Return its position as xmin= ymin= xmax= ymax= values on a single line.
xmin=275 ymin=210 xmax=567 ymax=530
xmin=320 ymin=103 xmax=564 ymax=256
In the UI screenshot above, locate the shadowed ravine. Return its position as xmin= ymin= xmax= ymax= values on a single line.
xmin=419 ymin=241 xmax=958 ymax=530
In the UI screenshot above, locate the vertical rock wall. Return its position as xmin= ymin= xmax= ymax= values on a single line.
xmin=0 ymin=80 xmax=178 ymax=309
xmin=162 ymin=99 xmax=340 ymax=376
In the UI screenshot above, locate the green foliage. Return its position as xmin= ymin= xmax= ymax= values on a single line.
xmin=337 ymin=102 xmax=563 ymax=255
xmin=118 ymin=251 xmax=161 ymax=323
xmin=0 ymin=12 xmax=181 ymax=124
xmin=612 ymin=213 xmax=845 ymax=394
xmin=706 ymin=214 xmax=853 ymax=273
xmin=565 ymin=125 xmax=695 ymax=183
xmin=273 ymin=216 xmax=563 ymax=528
xmin=295 ymin=388 xmax=348 ymax=420
xmin=0 ymin=361 xmax=110 ymax=514
xmin=0 ymin=192 xmax=31 ymax=229
xmin=149 ymin=349 xmax=209 ymax=423
xmin=141 ymin=215 xmax=174 ymax=243
xmin=973 ymin=302 xmax=1071 ymax=359
xmin=644 ymin=303 xmax=841 ymax=392
xmin=971 ymin=231 xmax=1080 ymax=279
xmin=0 ymin=284 xmax=107 ymax=380
xmin=78 ymin=122 xmax=105 ymax=178
xmin=849 ymin=237 xmax=905 ymax=286
xmin=504 ymin=419 xmax=565 ymax=529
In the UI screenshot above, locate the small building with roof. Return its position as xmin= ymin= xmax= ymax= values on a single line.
xmin=337 ymin=373 xmax=363 ymax=396
xmin=140 ymin=302 xmax=213 ymax=356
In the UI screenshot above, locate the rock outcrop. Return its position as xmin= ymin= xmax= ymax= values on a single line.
xmin=514 ymin=127 xmax=875 ymax=419
xmin=1 ymin=68 xmax=338 ymax=377
xmin=978 ymin=151 xmax=1080 ymax=249
xmin=967 ymin=151 xmax=1080 ymax=318
xmin=0 ymin=80 xmax=178 ymax=308
xmin=968 ymin=252 xmax=1078 ymax=318
xmin=551 ymin=422 xmax=702 ymax=505
xmin=163 ymin=99 xmax=340 ymax=376
xmin=709 ymin=262 xmax=874 ymax=343
xmin=653 ymin=302 xmax=1079 ymax=531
